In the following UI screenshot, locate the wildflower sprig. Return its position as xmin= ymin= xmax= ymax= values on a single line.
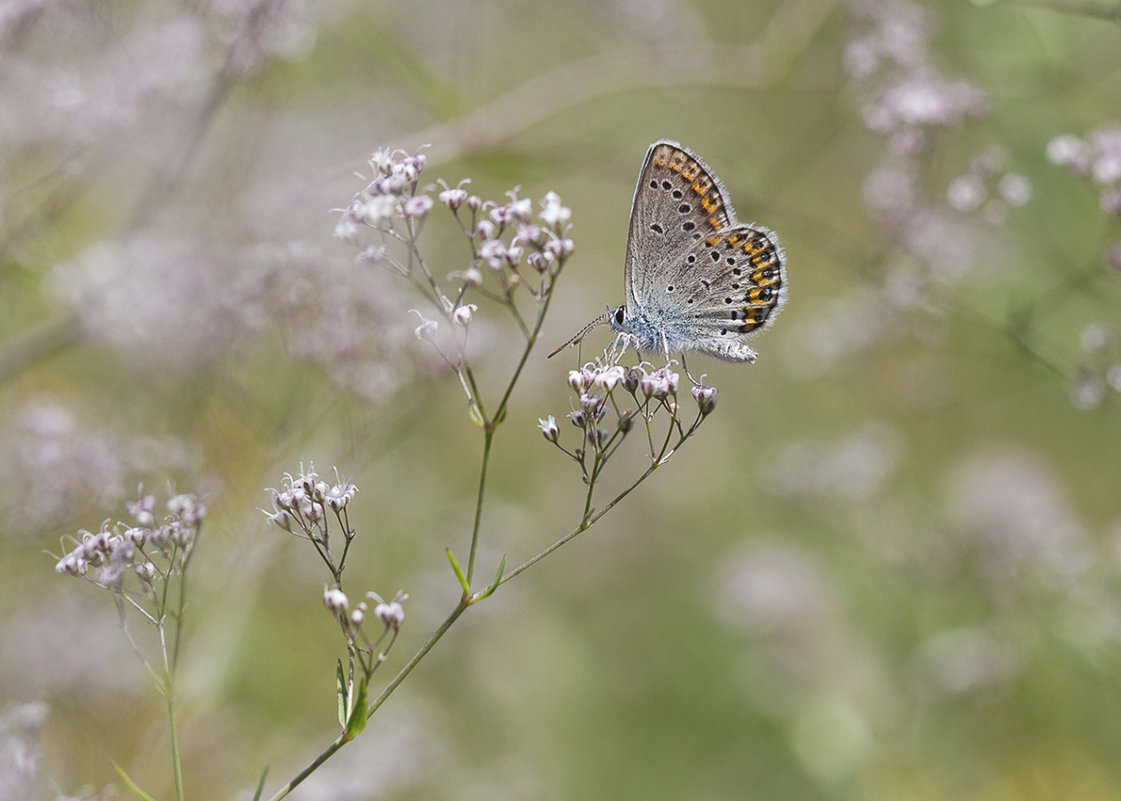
xmin=336 ymin=149 xmax=574 ymax=430
xmin=265 ymin=465 xmax=404 ymax=729
xmin=336 ymin=146 xmax=575 ymax=596
xmin=51 ymin=490 xmax=207 ymax=801
xmin=500 ymin=360 xmax=718 ymax=584
xmin=548 ymin=360 xmax=716 ymax=483
xmin=54 ymin=491 xmax=206 ymax=628
xmin=261 ymin=465 xmax=408 ymax=798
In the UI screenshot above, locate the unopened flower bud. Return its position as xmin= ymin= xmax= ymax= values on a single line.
xmin=323 ymin=587 xmax=349 ymax=613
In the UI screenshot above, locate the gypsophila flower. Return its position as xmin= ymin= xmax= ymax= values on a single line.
xmin=998 ymin=173 xmax=1032 ymax=206
xmin=324 ymin=586 xmax=349 ymax=613
xmin=374 ymin=600 xmax=405 ymax=630
xmin=539 ymin=192 xmax=572 ymax=227
xmin=54 ymin=490 xmax=204 ymax=603
xmin=453 ymin=303 xmax=477 ymax=327
xmin=454 ymin=266 xmax=483 ymax=287
xmin=403 ymin=195 xmax=433 ymax=219
xmin=325 ymin=479 xmax=358 ymax=511
xmin=128 ymin=494 xmax=156 ymax=527
xmin=568 ymin=368 xmax=590 ymax=392
xmin=1081 ymin=322 xmax=1110 ymax=352
xmin=410 ymin=310 xmax=439 ymax=341
xmin=947 ymin=174 xmax=985 ymax=212
xmin=640 ymin=366 xmax=679 ymax=400
xmin=544 ymin=357 xmax=715 ymax=480
xmin=479 ymin=239 xmax=508 ymax=269
xmin=593 ymin=365 xmax=626 ymax=392
xmin=438 ymin=180 xmax=470 ymax=210
xmin=691 ymin=384 xmax=718 ymax=415
xmin=579 ymin=392 xmax=604 ymax=417
xmin=167 ymin=493 xmax=207 ymax=525
xmin=545 ymin=237 xmax=575 ymax=259
xmin=1046 ymin=134 xmax=1092 ymax=171
xmin=515 ymin=224 xmax=545 ymax=247
xmin=538 ymin=415 xmax=559 ymax=442
xmin=527 ymin=252 xmax=552 ymax=272
xmin=358 ymin=194 xmax=399 ymax=227
xmin=1072 ymin=370 xmax=1106 ymax=409
xmin=1100 ymin=187 xmax=1121 ymax=215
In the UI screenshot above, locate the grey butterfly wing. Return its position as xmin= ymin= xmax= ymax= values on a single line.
xmin=624 ymin=140 xmax=735 ymax=312
xmin=624 ymin=140 xmax=787 ymax=362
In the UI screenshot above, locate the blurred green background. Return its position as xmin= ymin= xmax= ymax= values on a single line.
xmin=3 ymin=0 xmax=1121 ymax=799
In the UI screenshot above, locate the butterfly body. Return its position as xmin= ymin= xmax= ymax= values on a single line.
xmin=608 ymin=140 xmax=787 ymax=363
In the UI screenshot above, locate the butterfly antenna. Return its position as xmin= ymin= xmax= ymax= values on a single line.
xmin=547 ymin=310 xmax=612 ymax=358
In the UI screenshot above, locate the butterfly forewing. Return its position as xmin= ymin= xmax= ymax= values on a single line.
xmin=624 ymin=141 xmax=735 ymax=310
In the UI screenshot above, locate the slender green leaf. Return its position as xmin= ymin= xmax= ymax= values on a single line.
xmin=251 ymin=764 xmax=270 ymax=801
xmin=446 ymin=548 xmax=471 ymax=595
xmin=110 ymin=761 xmax=157 ymax=801
xmin=336 ymin=658 xmax=347 ymax=729
xmin=344 ymin=678 xmax=369 ymax=739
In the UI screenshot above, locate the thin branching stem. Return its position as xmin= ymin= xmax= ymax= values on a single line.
xmin=466 ymin=429 xmax=495 ymax=584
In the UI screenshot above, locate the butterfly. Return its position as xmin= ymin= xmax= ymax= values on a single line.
xmin=551 ymin=140 xmax=787 ymax=364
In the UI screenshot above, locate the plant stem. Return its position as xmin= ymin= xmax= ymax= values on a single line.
xmin=164 ymin=668 xmax=185 ymax=801
xmin=466 ymin=430 xmax=494 ymax=584
xmin=500 ymin=458 xmax=664 ymax=585
xmin=366 ymin=601 xmax=469 ymax=718
xmin=264 ymin=735 xmax=347 ymax=801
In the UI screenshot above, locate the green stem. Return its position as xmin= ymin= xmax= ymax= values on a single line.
xmin=268 ymin=601 xmax=456 ymax=799
xmin=366 ymin=601 xmax=469 ymax=718
xmin=500 ymin=459 xmax=663 ymax=586
xmin=494 ymin=287 xmax=557 ymax=419
xmin=466 ymin=430 xmax=494 ymax=584
xmin=264 ymin=735 xmax=348 ymax=801
xmin=164 ymin=667 xmax=185 ymax=801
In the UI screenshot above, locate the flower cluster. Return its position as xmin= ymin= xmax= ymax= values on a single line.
xmin=450 ymin=187 xmax=574 ymax=296
xmin=265 ymin=465 xmax=358 ymax=578
xmin=266 ymin=463 xmax=405 ymax=679
xmin=945 ymin=146 xmax=1032 ymax=225
xmin=323 ymin=587 xmax=408 ymax=646
xmin=1048 ymin=125 xmax=1121 ymax=268
xmin=1070 ymin=322 xmax=1121 ymax=409
xmin=335 ymin=145 xmax=575 ymax=425
xmin=54 ymin=492 xmax=206 ymax=596
xmin=808 ymin=0 xmax=1032 ymax=378
xmin=845 ymin=0 xmax=986 ymax=155
xmin=541 ymin=360 xmax=717 ymax=482
xmin=335 ymin=147 xmax=573 ymax=325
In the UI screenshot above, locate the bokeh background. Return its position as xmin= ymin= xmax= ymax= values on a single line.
xmin=3 ymin=0 xmax=1121 ymax=798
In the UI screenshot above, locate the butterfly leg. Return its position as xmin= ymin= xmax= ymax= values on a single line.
xmin=680 ymin=354 xmax=704 ymax=386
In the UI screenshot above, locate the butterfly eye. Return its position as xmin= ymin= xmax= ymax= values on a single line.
xmin=614 ymin=307 xmax=625 ymax=324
